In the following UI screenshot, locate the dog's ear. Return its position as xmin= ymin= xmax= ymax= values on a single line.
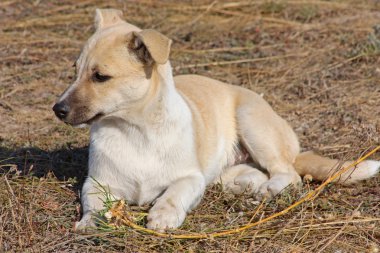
xmin=95 ymin=8 xmax=124 ymax=30
xmin=130 ymin=29 xmax=172 ymax=65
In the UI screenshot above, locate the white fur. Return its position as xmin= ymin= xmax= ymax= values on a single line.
xmin=340 ymin=160 xmax=380 ymax=183
xmin=365 ymin=160 xmax=380 ymax=175
xmin=218 ymin=164 xmax=269 ymax=195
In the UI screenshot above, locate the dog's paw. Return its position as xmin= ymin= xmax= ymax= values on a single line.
xmin=74 ymin=213 xmax=97 ymax=232
xmin=226 ymin=171 xmax=269 ymax=195
xmin=146 ymin=200 xmax=186 ymax=231
xmin=256 ymin=172 xmax=301 ymax=200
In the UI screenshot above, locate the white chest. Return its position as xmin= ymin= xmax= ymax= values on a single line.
xmin=88 ymin=119 xmax=199 ymax=205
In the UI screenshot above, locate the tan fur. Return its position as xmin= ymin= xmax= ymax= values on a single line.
xmin=176 ymin=75 xmax=300 ymax=175
xmin=295 ymin=151 xmax=378 ymax=183
xmin=132 ymin=29 xmax=172 ymax=64
xmin=94 ymin=9 xmax=124 ymax=29
xmin=175 ymin=75 xmax=238 ymax=172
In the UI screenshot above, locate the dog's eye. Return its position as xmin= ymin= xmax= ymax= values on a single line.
xmin=92 ymin=72 xmax=112 ymax=83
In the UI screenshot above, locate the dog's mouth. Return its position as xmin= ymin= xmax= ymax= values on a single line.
xmin=65 ymin=112 xmax=105 ymax=127
xmin=84 ymin=112 xmax=105 ymax=124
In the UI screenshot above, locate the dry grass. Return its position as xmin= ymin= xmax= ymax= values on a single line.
xmin=1 ymin=0 xmax=380 ymax=252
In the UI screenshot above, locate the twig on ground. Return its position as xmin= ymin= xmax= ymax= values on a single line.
xmin=316 ymin=202 xmax=363 ymax=253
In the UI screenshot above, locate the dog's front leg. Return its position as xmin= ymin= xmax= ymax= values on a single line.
xmin=147 ymin=173 xmax=206 ymax=230
xmin=75 ymin=178 xmax=105 ymax=231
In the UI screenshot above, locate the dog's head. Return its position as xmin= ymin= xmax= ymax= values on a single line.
xmin=53 ymin=9 xmax=172 ymax=126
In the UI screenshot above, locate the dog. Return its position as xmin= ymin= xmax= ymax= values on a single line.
xmin=53 ymin=9 xmax=380 ymax=231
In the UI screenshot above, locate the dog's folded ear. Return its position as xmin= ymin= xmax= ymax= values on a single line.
xmin=131 ymin=29 xmax=172 ymax=65
xmin=95 ymin=8 xmax=124 ymax=30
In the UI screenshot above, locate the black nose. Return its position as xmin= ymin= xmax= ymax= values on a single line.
xmin=53 ymin=102 xmax=70 ymax=120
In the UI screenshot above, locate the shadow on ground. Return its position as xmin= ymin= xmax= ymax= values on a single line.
xmin=0 ymin=145 xmax=88 ymax=187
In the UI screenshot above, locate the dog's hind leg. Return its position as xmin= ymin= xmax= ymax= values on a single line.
xmin=236 ymin=92 xmax=302 ymax=200
xmin=217 ymin=164 xmax=269 ymax=195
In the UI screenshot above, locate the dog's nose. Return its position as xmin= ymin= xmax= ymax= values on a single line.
xmin=53 ymin=102 xmax=70 ymax=120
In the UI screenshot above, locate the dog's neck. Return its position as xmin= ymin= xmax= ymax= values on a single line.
xmin=143 ymin=62 xmax=190 ymax=129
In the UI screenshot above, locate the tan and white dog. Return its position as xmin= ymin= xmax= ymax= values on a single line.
xmin=53 ymin=9 xmax=380 ymax=231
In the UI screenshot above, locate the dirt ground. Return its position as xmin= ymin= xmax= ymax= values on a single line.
xmin=1 ymin=0 xmax=380 ymax=252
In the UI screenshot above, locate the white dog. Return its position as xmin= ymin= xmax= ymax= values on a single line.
xmin=53 ymin=9 xmax=380 ymax=231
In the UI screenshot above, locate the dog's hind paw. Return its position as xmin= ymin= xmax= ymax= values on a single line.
xmin=256 ymin=172 xmax=301 ymax=200
xmin=226 ymin=170 xmax=269 ymax=195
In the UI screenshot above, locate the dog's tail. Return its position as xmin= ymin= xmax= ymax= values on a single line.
xmin=294 ymin=151 xmax=380 ymax=184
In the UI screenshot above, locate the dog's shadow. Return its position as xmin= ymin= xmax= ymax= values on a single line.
xmin=0 ymin=145 xmax=89 ymax=190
